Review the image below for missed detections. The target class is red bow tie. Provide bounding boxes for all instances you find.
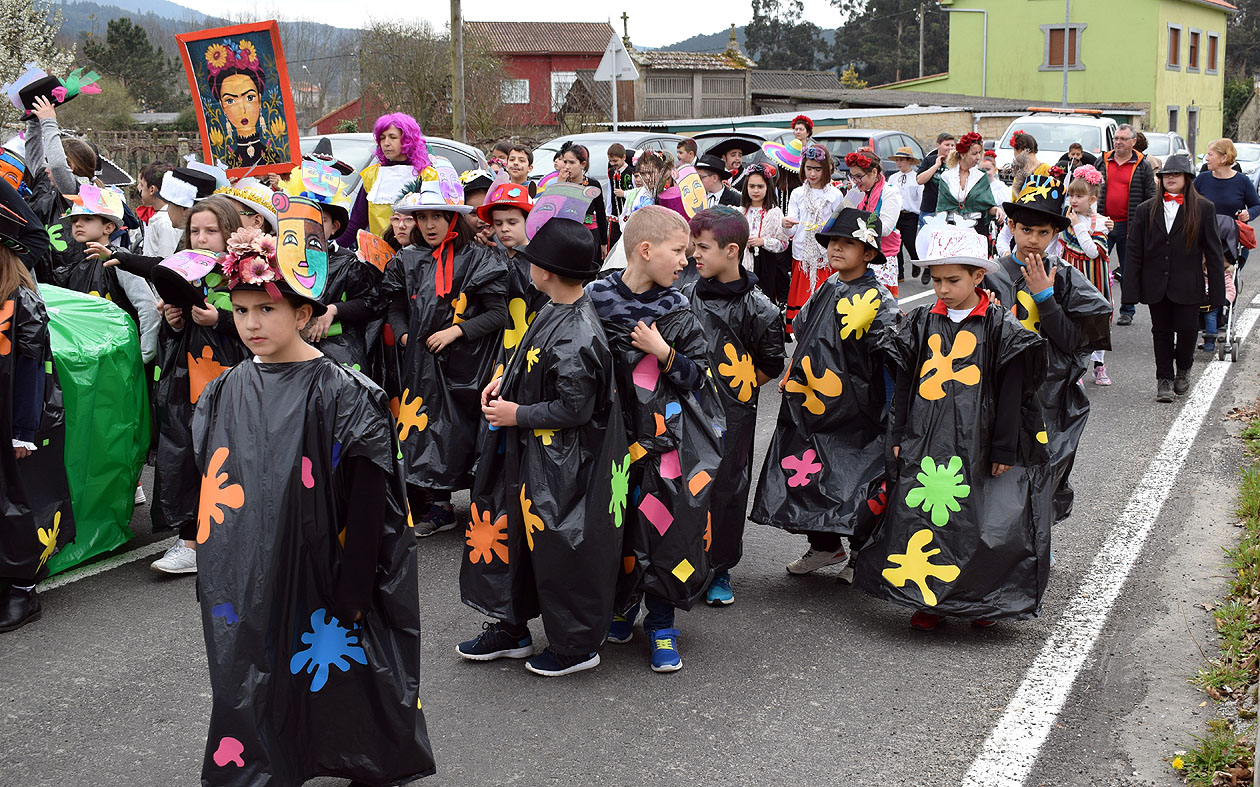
[1164,193,1184,204]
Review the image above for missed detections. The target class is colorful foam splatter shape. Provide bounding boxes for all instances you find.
[197,446,245,544]
[623,555,636,574]
[881,528,961,606]
[187,346,228,404]
[36,510,60,570]
[835,288,882,340]
[867,481,888,515]
[687,470,712,496]
[610,453,630,528]
[917,331,981,401]
[628,442,647,462]
[781,449,823,487]
[664,402,681,419]
[520,485,545,551]
[300,457,314,488]
[211,602,239,625]
[905,455,970,527]
[784,356,843,415]
[503,297,530,350]
[1015,289,1041,333]
[450,291,468,324]
[212,736,245,767]
[658,450,681,480]
[654,412,666,436]
[466,503,509,564]
[533,428,557,445]
[703,514,712,552]
[716,342,757,402]
[288,609,368,692]
[1036,430,1048,444]
[396,388,429,441]
[639,493,674,535]
[632,354,660,391]
[671,559,695,583]
[525,346,541,371]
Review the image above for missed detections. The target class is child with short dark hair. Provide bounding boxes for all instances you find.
[997,165,1111,525]
[753,208,897,579]
[856,253,1050,630]
[586,205,725,672]
[457,204,626,677]
[1060,165,1113,384]
[684,206,784,604]
[676,139,698,166]
[138,161,180,259]
[607,143,634,248]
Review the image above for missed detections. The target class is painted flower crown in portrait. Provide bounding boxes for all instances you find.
[204,40,262,78]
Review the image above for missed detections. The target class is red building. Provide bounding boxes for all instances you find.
[465,21,614,127]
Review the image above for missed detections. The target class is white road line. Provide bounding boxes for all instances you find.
[961,305,1260,787]
[898,289,935,305]
[42,539,170,591]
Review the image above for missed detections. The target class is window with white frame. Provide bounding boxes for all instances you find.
[550,71,578,112]
[501,79,529,104]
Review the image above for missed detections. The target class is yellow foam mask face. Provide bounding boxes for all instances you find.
[675,166,706,218]
[272,193,327,299]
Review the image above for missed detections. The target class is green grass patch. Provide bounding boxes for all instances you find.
[1177,719,1255,786]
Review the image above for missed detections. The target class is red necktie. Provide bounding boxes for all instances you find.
[1164,193,1184,204]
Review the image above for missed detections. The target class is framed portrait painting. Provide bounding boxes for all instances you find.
[176,21,301,178]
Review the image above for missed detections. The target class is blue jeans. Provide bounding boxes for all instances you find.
[1108,221,1135,316]
[641,595,675,633]
[1204,308,1219,345]
[918,211,936,229]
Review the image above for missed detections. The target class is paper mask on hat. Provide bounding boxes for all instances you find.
[356,230,395,273]
[434,159,464,205]
[271,192,327,299]
[525,181,599,240]
[0,151,24,191]
[301,160,341,198]
[160,249,220,281]
[675,165,706,218]
[69,184,125,220]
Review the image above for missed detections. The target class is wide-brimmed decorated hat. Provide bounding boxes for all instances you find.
[695,154,731,180]
[516,186,599,280]
[303,137,353,176]
[65,184,125,224]
[707,137,760,158]
[919,255,1000,273]
[1002,163,1070,232]
[762,139,804,173]
[890,146,921,164]
[3,63,101,117]
[221,223,328,317]
[476,181,533,223]
[1158,153,1195,177]
[816,207,882,251]
[393,161,473,214]
[211,178,279,230]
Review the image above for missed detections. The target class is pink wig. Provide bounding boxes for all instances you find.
[372,113,431,171]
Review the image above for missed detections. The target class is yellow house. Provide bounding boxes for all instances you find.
[882,0,1235,149]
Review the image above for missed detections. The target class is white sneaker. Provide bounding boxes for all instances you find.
[151,539,197,574]
[836,550,859,584]
[134,484,147,505]
[786,547,847,575]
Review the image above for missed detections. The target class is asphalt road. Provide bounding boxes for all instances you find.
[2,261,1256,787]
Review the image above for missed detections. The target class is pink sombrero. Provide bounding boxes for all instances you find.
[762,139,804,174]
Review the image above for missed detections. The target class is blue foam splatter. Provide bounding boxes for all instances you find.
[211,602,238,625]
[664,402,681,419]
[331,442,342,468]
[289,609,367,692]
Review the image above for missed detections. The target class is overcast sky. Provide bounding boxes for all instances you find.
[173,0,851,48]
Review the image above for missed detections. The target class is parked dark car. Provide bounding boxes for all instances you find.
[813,130,926,179]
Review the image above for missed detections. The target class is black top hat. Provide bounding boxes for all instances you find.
[515,218,599,280]
[151,264,211,311]
[176,167,219,199]
[1002,164,1070,232]
[17,75,67,114]
[304,138,354,176]
[708,138,760,158]
[462,171,495,195]
[815,207,883,252]
[1159,153,1195,176]
[695,154,732,179]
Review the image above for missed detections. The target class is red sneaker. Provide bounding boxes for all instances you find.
[971,619,997,629]
[909,610,941,631]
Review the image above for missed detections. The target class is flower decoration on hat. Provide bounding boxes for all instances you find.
[844,151,873,170]
[743,162,778,182]
[852,213,881,247]
[1048,165,1066,180]
[221,226,282,298]
[958,132,983,151]
[803,145,828,162]
[1073,164,1103,186]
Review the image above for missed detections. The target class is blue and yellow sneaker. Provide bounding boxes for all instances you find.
[608,606,637,644]
[705,571,734,606]
[648,627,682,672]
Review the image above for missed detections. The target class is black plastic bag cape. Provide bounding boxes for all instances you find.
[499,253,551,364]
[382,243,507,491]
[0,285,74,583]
[26,178,82,285]
[50,254,142,325]
[752,273,896,539]
[682,277,785,572]
[313,247,382,374]
[152,289,248,533]
[855,301,1052,620]
[461,297,627,652]
[990,254,1111,522]
[192,357,434,786]
[601,304,725,611]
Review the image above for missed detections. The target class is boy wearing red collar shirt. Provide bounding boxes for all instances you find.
[855,253,1053,632]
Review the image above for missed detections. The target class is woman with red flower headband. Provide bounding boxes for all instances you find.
[921,131,997,255]
[845,150,903,296]
[739,162,791,303]
[781,144,839,332]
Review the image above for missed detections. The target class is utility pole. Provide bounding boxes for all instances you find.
[451,0,466,143]
[919,2,925,79]
[358,49,366,130]
[1061,0,1071,106]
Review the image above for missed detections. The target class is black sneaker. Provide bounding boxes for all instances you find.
[920,268,931,285]
[456,621,534,661]
[1155,379,1175,403]
[524,648,600,677]
[1173,374,1189,396]
[1116,312,1133,326]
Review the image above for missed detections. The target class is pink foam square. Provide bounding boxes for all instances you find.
[632,354,660,391]
[659,450,681,479]
[639,493,674,536]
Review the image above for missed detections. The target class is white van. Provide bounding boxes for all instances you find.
[993,109,1119,170]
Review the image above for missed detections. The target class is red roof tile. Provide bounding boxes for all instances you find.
[464,22,616,54]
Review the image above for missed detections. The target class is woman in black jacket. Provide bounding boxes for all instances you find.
[1122,154,1225,402]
